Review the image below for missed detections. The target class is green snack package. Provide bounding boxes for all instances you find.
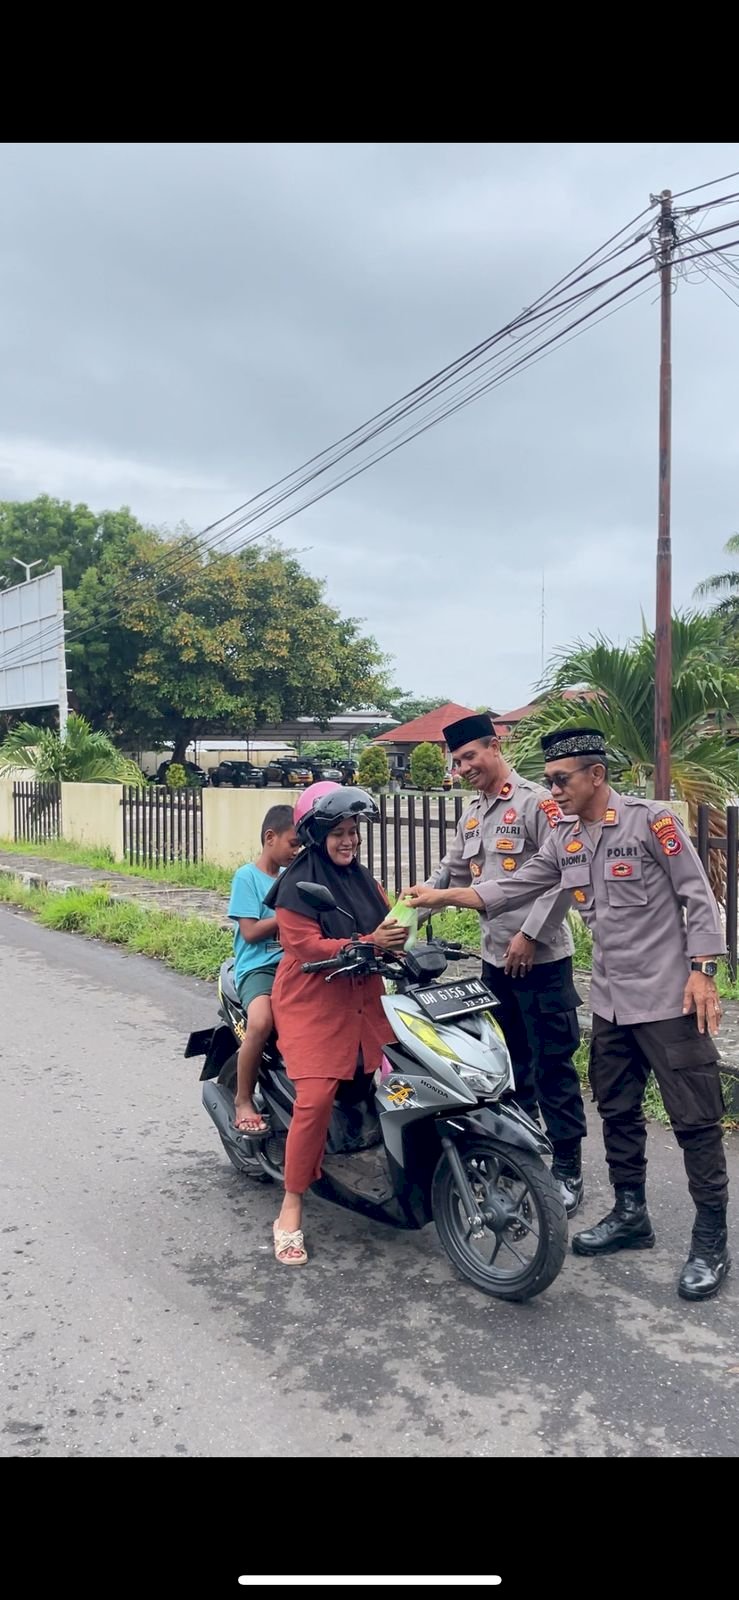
[385,897,419,950]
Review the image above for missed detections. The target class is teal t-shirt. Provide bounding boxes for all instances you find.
[228,863,282,989]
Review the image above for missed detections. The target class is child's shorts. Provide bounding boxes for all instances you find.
[236,967,277,1012]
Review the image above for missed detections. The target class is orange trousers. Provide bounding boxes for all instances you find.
[283,1072,373,1193]
[284,1077,342,1193]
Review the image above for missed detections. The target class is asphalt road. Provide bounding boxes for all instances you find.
[1,904,738,1458]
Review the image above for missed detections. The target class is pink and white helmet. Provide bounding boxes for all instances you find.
[293,780,342,828]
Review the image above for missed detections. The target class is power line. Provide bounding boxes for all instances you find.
[672,170,739,199]
[0,208,665,676]
[1,246,663,676]
[4,181,739,681]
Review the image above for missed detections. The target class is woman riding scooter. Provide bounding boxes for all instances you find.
[265,784,407,1266]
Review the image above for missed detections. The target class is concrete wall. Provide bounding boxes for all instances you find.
[202,787,296,870]
[60,782,125,859]
[0,779,13,840]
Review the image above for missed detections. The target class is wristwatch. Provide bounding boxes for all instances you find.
[691,960,719,977]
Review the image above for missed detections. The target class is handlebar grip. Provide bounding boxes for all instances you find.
[301,958,340,973]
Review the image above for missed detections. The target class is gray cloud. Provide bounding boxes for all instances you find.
[1,141,738,710]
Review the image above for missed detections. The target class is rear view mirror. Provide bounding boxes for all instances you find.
[297,882,338,911]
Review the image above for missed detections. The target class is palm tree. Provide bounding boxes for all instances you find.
[507,613,739,901]
[695,533,739,620]
[0,712,144,784]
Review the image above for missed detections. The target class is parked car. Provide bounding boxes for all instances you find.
[154,760,208,787]
[208,760,264,789]
[307,757,357,786]
[261,757,313,788]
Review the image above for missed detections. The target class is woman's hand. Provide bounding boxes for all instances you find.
[372,919,410,951]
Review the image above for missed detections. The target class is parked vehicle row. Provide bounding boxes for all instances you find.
[150,757,359,789]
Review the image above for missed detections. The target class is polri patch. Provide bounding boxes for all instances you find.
[539,798,562,828]
[503,807,517,825]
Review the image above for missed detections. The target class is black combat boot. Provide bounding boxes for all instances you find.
[572,1184,655,1256]
[552,1151,584,1219]
[678,1204,731,1301]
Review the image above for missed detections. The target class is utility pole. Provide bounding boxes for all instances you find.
[653,189,676,799]
[540,572,546,677]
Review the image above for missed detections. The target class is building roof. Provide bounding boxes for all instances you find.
[374,701,506,746]
[497,689,594,726]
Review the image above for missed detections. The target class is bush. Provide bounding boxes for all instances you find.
[357,745,389,793]
[166,763,188,790]
[410,741,446,791]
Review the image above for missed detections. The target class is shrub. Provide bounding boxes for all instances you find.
[410,741,446,791]
[357,745,389,793]
[166,763,188,790]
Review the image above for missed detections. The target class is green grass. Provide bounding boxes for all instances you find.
[0,836,232,893]
[0,874,231,980]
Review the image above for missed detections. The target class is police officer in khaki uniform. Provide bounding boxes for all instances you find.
[406,727,730,1301]
[424,712,588,1215]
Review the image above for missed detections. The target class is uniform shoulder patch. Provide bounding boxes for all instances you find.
[651,813,683,856]
[538,798,563,828]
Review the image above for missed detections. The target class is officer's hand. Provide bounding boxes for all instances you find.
[504,932,536,978]
[402,885,447,909]
[682,972,722,1035]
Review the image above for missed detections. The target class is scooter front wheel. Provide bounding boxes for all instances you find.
[432,1141,567,1301]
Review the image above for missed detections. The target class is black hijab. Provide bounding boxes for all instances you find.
[265,840,387,937]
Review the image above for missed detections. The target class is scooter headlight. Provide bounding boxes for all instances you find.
[457,1063,507,1097]
[396,1011,461,1061]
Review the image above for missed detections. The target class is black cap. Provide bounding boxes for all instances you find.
[443,712,496,752]
[540,726,607,762]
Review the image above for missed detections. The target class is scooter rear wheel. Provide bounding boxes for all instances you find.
[216,1057,273,1181]
[432,1140,567,1301]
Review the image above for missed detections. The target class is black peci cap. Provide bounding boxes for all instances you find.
[540,726,607,762]
[443,712,496,752]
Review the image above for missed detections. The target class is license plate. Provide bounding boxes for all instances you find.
[414,977,495,1022]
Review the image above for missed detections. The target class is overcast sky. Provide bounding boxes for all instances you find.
[1,141,738,713]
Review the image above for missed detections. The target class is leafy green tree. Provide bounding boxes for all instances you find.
[0,713,144,784]
[68,530,395,762]
[410,740,446,790]
[508,613,739,900]
[357,744,390,793]
[695,532,739,622]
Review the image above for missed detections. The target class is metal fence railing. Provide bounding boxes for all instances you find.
[121,784,203,868]
[12,781,62,845]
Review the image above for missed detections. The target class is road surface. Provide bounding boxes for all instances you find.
[1,904,738,1458]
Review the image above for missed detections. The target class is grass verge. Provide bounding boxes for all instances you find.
[0,875,231,980]
[0,836,232,893]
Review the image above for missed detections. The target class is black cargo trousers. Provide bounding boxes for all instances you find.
[589,1013,728,1206]
[481,956,587,1159]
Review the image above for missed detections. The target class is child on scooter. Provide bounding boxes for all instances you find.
[228,804,301,1135]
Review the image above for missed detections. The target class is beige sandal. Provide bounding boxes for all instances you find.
[273,1221,308,1266]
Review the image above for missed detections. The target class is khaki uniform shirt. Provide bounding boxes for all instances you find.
[475,793,725,1024]
[428,768,574,969]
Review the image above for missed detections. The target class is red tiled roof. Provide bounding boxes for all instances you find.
[374,702,506,745]
[498,689,594,724]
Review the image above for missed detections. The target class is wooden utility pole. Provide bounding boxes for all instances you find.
[654,189,675,799]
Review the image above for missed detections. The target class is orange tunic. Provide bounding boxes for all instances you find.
[271,905,394,1080]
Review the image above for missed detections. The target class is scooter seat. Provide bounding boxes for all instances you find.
[219,960,242,1010]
